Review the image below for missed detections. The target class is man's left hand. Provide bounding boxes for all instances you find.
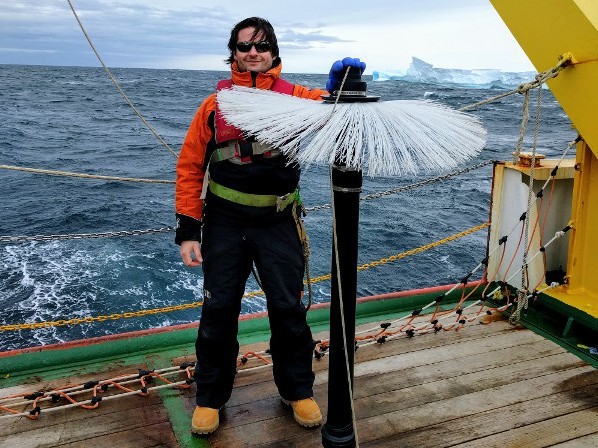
[326,57,366,93]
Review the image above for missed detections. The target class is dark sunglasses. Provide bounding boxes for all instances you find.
[236,41,271,53]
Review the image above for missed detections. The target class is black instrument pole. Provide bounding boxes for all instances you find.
[321,68,379,448]
[321,165,362,448]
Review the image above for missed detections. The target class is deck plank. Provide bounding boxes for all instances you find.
[548,432,598,447]
[0,402,173,448]
[206,328,572,427]
[360,374,598,447]
[211,369,598,447]
[2,318,595,448]
[212,339,573,433]
[206,320,596,447]
[448,407,598,448]
[58,421,179,448]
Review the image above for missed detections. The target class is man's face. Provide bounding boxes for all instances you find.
[233,27,274,73]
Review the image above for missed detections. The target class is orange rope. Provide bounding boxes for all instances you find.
[38,390,100,410]
[502,223,525,283]
[0,368,194,420]
[238,351,271,366]
[526,197,543,253]
[481,244,506,299]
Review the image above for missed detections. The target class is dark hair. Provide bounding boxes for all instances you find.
[226,17,280,65]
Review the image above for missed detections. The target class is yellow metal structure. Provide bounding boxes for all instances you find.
[491,0,598,154]
[549,141,598,317]
[491,0,598,317]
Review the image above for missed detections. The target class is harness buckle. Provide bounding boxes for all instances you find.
[276,192,292,212]
[276,190,297,213]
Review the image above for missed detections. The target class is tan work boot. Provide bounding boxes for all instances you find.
[191,406,219,434]
[282,397,322,427]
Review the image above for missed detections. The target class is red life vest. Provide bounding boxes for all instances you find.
[214,78,295,145]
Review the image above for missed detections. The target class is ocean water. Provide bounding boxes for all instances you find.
[0,64,576,350]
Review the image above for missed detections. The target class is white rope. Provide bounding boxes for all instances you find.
[0,366,187,408]
[0,380,188,420]
[510,86,543,325]
[0,164,174,184]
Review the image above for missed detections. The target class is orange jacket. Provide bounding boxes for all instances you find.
[175,62,326,239]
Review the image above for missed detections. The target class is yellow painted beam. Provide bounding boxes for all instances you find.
[490,0,598,155]
[548,141,598,318]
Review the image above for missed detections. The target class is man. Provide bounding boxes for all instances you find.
[175,16,364,435]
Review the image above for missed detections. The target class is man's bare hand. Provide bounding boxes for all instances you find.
[180,240,202,267]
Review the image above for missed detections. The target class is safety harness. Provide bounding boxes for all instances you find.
[208,180,299,211]
[210,140,281,165]
[202,77,312,309]
[201,77,296,210]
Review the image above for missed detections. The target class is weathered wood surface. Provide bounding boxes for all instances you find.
[0,365,179,448]
[206,319,598,448]
[1,318,596,448]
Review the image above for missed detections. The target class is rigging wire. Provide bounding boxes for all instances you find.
[66,0,177,157]
[511,85,543,325]
[0,165,174,184]
[0,161,494,244]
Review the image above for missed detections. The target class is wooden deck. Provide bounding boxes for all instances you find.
[1,316,597,447]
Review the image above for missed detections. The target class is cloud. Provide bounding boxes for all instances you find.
[277,29,351,50]
[0,0,534,72]
[0,1,230,66]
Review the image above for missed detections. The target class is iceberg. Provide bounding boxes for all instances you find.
[372,57,536,89]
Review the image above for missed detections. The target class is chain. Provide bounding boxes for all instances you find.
[304,160,494,213]
[357,222,490,271]
[361,160,494,202]
[0,227,174,244]
[1,162,492,243]
[0,223,489,332]
[459,54,572,112]
[272,222,490,289]
[0,301,203,332]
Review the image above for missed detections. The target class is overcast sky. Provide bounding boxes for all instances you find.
[1,0,535,74]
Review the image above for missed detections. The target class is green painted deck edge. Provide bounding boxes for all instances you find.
[159,387,210,448]
[535,292,598,331]
[0,289,458,388]
[490,286,598,367]
[517,318,598,367]
[0,288,474,447]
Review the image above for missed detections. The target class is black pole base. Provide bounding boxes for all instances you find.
[321,422,356,448]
